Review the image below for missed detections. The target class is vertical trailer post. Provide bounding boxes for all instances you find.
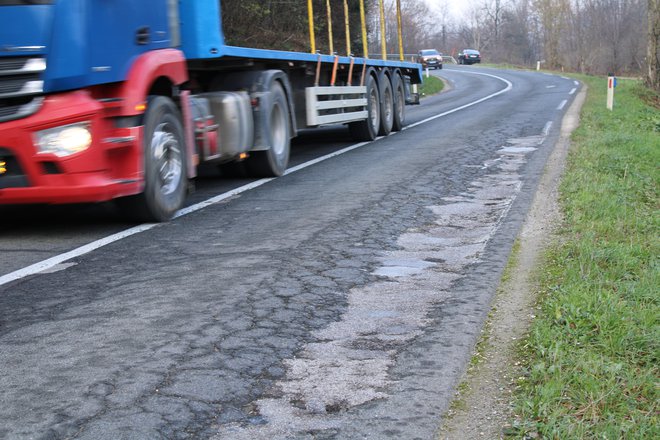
[331,55,339,86]
[347,56,355,85]
[307,0,316,53]
[379,0,387,60]
[326,0,334,54]
[396,0,404,61]
[344,0,351,56]
[315,54,322,86]
[359,0,369,58]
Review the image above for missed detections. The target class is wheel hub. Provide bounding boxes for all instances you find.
[152,123,183,196]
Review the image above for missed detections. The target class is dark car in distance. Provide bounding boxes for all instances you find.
[458,49,481,65]
[416,49,443,69]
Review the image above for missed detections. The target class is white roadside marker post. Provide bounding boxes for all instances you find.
[607,74,616,111]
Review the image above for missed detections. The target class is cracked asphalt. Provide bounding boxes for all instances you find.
[0,67,579,439]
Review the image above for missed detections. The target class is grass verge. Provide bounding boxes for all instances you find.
[509,76,659,438]
[419,74,444,97]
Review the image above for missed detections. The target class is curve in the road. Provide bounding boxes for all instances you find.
[404,70,513,130]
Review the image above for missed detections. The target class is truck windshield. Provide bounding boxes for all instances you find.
[0,1,52,5]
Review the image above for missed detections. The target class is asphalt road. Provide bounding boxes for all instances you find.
[0,66,580,439]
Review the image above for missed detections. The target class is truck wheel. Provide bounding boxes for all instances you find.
[392,74,406,132]
[117,96,187,222]
[245,82,290,177]
[378,73,394,136]
[349,73,380,141]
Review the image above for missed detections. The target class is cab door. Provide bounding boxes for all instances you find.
[87,0,172,84]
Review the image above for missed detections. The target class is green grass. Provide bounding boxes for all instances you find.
[418,74,444,97]
[509,76,659,438]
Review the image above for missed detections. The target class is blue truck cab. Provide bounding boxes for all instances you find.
[1,0,175,96]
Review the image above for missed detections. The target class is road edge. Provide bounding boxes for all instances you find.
[436,84,588,439]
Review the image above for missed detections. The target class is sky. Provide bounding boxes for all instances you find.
[424,0,472,20]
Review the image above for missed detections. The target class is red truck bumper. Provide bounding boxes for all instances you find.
[0,91,143,205]
[0,175,138,204]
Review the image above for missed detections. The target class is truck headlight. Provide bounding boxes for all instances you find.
[35,122,92,157]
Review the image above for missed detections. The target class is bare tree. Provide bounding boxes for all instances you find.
[648,0,660,90]
[421,0,452,52]
[485,0,507,46]
[533,0,571,69]
[500,0,538,65]
[457,2,490,51]
[368,0,437,56]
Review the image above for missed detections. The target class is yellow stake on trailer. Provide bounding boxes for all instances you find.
[359,0,368,59]
[307,0,316,53]
[326,0,334,54]
[379,0,386,60]
[396,0,404,61]
[344,0,351,56]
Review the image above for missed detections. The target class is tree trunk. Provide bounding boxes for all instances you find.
[648,0,660,91]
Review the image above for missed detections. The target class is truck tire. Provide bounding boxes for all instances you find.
[245,82,290,177]
[117,96,187,222]
[349,73,380,141]
[378,72,394,136]
[392,73,406,132]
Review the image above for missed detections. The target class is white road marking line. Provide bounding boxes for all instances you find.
[574,80,579,86]
[557,100,568,110]
[0,224,157,286]
[174,178,275,218]
[543,121,553,136]
[284,141,371,175]
[546,85,556,88]
[1,71,514,287]
[569,88,577,95]
[404,70,513,131]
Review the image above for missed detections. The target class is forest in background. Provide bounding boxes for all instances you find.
[219,0,659,90]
